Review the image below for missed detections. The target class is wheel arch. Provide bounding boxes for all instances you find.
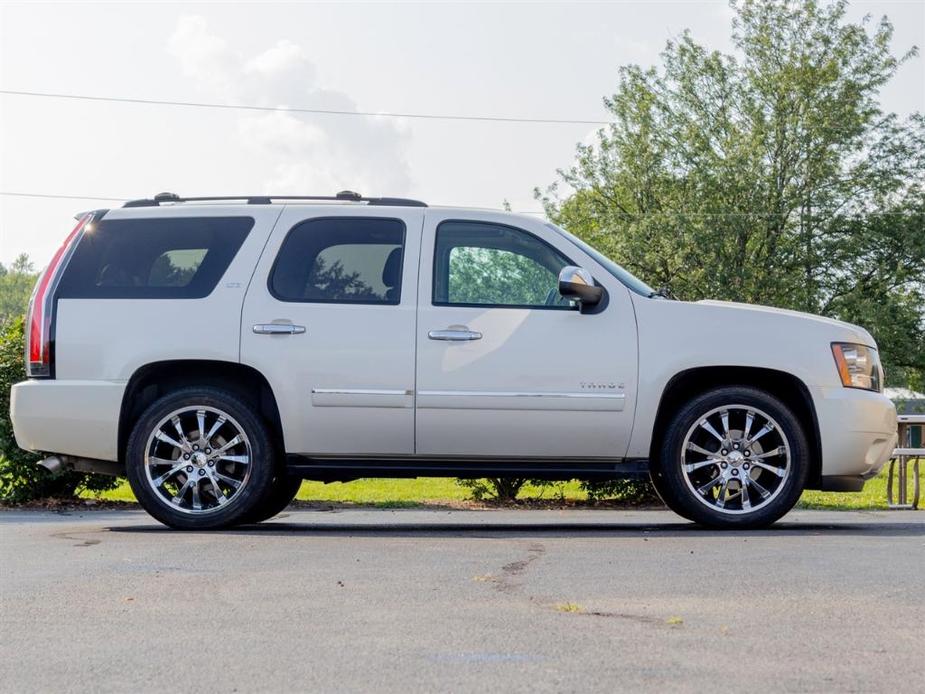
[118,360,284,463]
[648,366,823,489]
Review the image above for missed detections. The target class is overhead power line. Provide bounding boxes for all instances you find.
[0,89,610,126]
[0,191,127,202]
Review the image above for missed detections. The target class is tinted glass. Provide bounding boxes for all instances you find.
[58,217,253,299]
[434,221,573,308]
[270,217,405,304]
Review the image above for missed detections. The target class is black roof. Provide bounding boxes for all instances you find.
[123,190,427,208]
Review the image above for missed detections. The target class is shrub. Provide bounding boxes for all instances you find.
[580,478,661,504]
[455,476,662,505]
[0,317,119,503]
[456,477,527,502]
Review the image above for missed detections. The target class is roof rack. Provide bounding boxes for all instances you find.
[123,190,427,208]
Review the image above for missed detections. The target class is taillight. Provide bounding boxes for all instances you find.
[25,213,93,378]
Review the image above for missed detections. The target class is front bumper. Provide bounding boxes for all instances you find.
[10,379,125,462]
[812,385,897,480]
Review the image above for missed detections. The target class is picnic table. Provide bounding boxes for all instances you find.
[887,414,924,509]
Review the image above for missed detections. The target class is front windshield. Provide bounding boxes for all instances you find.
[545,223,656,297]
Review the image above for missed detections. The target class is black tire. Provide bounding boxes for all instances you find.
[240,475,303,524]
[653,386,809,529]
[125,386,277,530]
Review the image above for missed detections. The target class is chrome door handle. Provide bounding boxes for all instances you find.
[428,328,482,341]
[253,323,306,335]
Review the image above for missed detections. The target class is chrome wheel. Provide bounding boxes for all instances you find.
[681,404,791,515]
[143,406,252,515]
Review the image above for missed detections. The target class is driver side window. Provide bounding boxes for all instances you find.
[433,221,573,309]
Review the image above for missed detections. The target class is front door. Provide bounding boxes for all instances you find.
[241,207,424,456]
[414,211,638,459]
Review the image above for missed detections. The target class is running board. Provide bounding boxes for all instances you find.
[285,456,649,483]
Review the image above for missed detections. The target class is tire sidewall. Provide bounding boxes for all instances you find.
[126,387,276,530]
[241,475,302,524]
[656,386,809,529]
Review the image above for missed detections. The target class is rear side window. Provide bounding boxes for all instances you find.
[270,217,405,304]
[58,216,253,299]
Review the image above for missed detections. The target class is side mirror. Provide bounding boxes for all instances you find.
[558,266,603,307]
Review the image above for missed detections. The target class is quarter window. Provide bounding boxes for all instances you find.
[270,218,405,304]
[433,221,573,308]
[57,217,253,299]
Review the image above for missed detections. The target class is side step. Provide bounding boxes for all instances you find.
[285,456,649,483]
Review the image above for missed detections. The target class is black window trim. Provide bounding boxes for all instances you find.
[432,219,581,311]
[267,215,408,306]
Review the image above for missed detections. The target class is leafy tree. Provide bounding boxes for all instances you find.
[448,247,560,305]
[538,0,925,388]
[0,254,38,324]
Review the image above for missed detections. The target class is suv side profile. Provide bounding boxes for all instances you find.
[10,191,898,529]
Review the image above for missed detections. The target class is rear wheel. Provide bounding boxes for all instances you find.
[654,386,809,529]
[241,475,302,524]
[125,387,276,530]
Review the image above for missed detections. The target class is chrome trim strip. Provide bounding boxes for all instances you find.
[416,390,625,412]
[417,390,624,399]
[311,389,412,396]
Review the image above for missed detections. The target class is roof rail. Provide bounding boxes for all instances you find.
[122,190,427,208]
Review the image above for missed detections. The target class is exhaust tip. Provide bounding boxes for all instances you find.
[38,456,64,474]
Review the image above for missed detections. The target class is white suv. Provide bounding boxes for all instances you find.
[10,191,898,529]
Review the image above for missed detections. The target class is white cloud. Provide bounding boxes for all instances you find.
[167,16,235,94]
[244,40,309,78]
[166,16,411,196]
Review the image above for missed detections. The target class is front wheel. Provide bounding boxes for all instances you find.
[125,387,277,530]
[653,386,809,529]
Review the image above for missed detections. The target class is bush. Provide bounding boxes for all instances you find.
[0,317,119,503]
[456,477,527,502]
[455,475,661,505]
[580,478,661,504]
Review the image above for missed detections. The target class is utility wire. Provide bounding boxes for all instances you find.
[0,192,127,202]
[0,89,610,126]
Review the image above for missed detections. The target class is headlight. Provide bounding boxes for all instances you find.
[831,343,882,392]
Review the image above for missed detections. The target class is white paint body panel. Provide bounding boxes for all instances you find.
[9,203,897,483]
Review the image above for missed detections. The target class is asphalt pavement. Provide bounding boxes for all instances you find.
[1,507,923,693]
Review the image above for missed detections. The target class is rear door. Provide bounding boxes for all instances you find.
[241,206,424,455]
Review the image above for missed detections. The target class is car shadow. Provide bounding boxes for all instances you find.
[108,517,925,539]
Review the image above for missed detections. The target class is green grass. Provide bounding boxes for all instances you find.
[82,467,923,510]
[798,465,923,510]
[86,478,587,506]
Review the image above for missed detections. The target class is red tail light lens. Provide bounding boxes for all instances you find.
[25,213,93,378]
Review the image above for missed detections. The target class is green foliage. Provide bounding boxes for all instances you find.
[580,479,661,504]
[0,318,118,503]
[456,477,528,502]
[538,0,925,387]
[0,254,38,324]
[448,247,559,305]
[454,477,660,505]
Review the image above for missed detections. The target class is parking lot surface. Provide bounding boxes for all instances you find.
[1,508,923,693]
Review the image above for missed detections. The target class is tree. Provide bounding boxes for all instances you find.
[538,0,925,389]
[0,254,38,325]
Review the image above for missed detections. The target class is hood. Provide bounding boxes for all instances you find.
[695,300,876,347]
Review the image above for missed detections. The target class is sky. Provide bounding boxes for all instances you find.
[1,0,923,268]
